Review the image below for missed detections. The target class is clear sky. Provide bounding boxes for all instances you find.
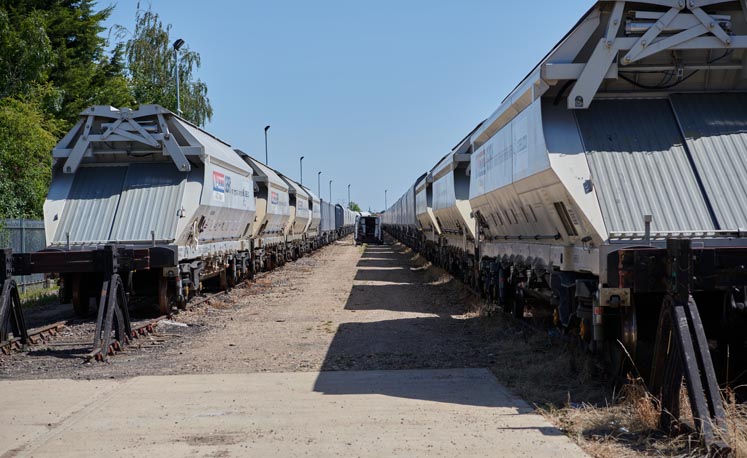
[103,1,593,212]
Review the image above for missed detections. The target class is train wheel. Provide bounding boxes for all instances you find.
[71,274,89,316]
[720,289,747,391]
[158,276,172,315]
[601,305,638,383]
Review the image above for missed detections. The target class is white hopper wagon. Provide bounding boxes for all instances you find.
[239,153,291,271]
[385,1,747,449]
[320,200,336,243]
[1,105,345,360]
[279,174,313,258]
[44,105,255,314]
[304,188,323,247]
[414,173,441,260]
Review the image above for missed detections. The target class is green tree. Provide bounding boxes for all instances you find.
[0,9,53,99]
[125,7,212,126]
[348,201,362,212]
[0,0,134,124]
[0,0,131,218]
[0,98,59,218]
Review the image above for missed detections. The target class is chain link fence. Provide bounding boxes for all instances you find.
[0,219,47,292]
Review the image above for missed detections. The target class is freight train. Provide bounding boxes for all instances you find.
[35,104,357,316]
[384,0,747,449]
[0,104,357,360]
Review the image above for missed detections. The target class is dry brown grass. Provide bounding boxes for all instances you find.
[484,307,747,458]
[541,377,714,457]
[722,388,747,457]
[414,255,747,457]
[487,315,609,407]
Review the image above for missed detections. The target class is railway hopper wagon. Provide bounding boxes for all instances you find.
[44,105,256,315]
[304,189,323,249]
[334,204,344,236]
[279,174,313,259]
[334,204,357,238]
[414,173,442,259]
[319,200,337,244]
[385,0,747,449]
[238,153,291,273]
[384,183,419,249]
[0,104,348,359]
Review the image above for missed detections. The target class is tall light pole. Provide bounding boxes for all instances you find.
[264,125,271,165]
[347,184,351,209]
[299,156,304,186]
[317,171,321,197]
[173,38,185,115]
[329,180,333,202]
[385,189,388,209]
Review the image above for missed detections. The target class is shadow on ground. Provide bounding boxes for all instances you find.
[313,239,513,407]
[313,368,536,411]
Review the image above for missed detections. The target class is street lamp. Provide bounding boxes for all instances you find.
[347,184,351,209]
[299,156,304,186]
[264,125,271,165]
[317,171,321,197]
[329,180,333,202]
[173,38,185,115]
[385,189,388,209]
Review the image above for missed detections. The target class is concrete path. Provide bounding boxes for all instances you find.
[1,368,587,457]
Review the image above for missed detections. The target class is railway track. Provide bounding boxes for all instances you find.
[0,321,66,355]
[0,289,231,360]
[0,240,315,364]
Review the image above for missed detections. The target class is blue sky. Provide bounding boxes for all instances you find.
[103,1,592,211]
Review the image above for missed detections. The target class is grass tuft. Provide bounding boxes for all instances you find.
[20,285,58,308]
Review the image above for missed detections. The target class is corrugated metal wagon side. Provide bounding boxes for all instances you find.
[44,105,256,316]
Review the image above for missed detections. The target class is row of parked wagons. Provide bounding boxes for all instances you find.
[44,105,357,314]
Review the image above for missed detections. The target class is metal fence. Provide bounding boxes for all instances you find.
[0,219,47,291]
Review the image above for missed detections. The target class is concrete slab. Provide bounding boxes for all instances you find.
[0,378,124,457]
[2,369,587,458]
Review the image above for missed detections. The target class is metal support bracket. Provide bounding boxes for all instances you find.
[89,245,132,361]
[569,0,746,109]
[650,239,730,455]
[62,115,94,173]
[0,249,28,347]
[61,107,192,174]
[623,6,682,63]
[157,113,191,172]
[691,6,732,44]
[568,1,626,109]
